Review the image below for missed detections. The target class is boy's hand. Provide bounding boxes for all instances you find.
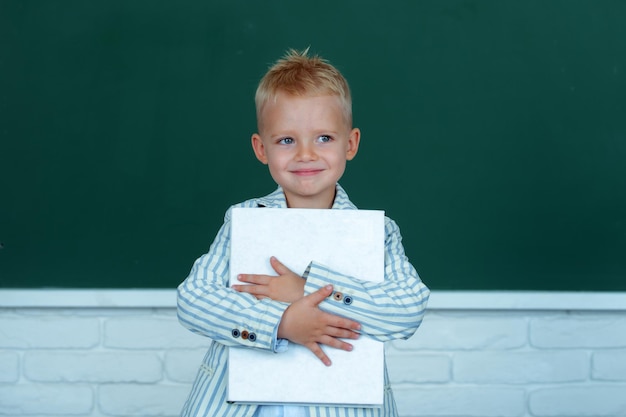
[278,284,361,366]
[233,256,305,303]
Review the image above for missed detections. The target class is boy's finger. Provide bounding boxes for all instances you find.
[233,284,268,298]
[326,326,361,340]
[324,313,361,332]
[319,335,354,352]
[237,274,270,284]
[269,256,290,276]
[305,285,334,306]
[306,342,331,367]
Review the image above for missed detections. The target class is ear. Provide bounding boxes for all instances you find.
[345,128,361,161]
[251,133,268,164]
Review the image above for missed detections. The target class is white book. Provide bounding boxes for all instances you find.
[228,207,385,407]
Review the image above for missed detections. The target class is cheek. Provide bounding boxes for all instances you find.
[265,151,289,169]
[265,160,284,181]
[329,150,349,164]
[327,153,347,176]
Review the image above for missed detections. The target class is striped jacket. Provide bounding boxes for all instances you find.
[177,184,430,417]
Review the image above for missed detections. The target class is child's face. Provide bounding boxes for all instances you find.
[252,92,360,209]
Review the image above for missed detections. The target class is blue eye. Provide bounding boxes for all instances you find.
[278,137,294,145]
[317,135,332,143]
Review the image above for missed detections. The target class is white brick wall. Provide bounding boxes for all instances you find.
[1,291,625,417]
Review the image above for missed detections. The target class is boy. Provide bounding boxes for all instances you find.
[177,48,429,417]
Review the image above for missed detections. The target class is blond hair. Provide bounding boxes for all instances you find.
[255,48,353,128]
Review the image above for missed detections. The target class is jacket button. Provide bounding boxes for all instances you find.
[333,291,343,301]
[343,295,353,305]
[248,332,257,342]
[232,329,240,338]
[241,330,249,340]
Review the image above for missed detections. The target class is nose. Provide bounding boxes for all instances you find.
[295,142,317,162]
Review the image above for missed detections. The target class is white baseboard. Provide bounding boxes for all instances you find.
[1,289,625,310]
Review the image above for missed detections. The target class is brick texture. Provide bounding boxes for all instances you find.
[0,384,93,415]
[1,301,625,417]
[592,350,626,381]
[0,351,19,383]
[24,351,163,382]
[529,385,626,416]
[453,351,589,383]
[530,313,626,348]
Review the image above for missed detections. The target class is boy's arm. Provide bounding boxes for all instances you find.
[234,256,306,303]
[302,217,430,342]
[277,284,361,366]
[233,255,362,365]
[176,216,287,351]
[177,207,361,358]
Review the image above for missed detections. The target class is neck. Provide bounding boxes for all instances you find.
[285,193,335,209]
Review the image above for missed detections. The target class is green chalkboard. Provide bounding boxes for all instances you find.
[1,0,625,290]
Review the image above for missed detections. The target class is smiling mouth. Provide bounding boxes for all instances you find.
[291,169,324,176]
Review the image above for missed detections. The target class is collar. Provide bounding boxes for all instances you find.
[255,184,357,210]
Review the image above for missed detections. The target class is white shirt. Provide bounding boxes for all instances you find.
[254,405,307,417]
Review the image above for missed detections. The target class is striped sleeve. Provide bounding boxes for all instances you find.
[303,217,430,342]
[176,206,289,351]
